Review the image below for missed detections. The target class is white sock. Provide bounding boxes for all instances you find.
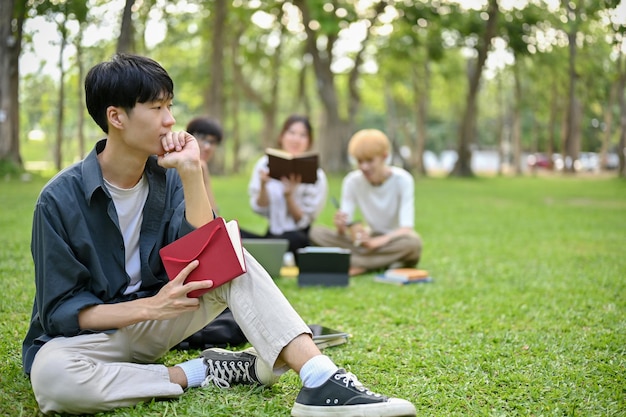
[299,355,339,388]
[176,358,206,388]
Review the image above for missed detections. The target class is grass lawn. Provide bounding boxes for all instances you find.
[1,173,625,416]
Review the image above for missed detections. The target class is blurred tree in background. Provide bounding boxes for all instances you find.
[2,0,626,177]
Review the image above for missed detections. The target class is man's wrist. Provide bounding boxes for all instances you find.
[177,160,203,179]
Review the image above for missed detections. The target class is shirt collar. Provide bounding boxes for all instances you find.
[82,139,108,204]
[81,138,166,204]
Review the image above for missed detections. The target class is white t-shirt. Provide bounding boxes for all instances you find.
[104,175,149,294]
[341,166,415,234]
[248,155,328,235]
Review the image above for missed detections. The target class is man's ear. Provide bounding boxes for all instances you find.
[106,106,125,130]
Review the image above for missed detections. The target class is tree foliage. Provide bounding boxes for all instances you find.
[9,0,626,177]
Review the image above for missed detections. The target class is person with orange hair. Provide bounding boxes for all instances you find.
[310,129,422,276]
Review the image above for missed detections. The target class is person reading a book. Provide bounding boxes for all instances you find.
[243,114,328,258]
[186,116,223,214]
[310,128,423,276]
[22,53,416,417]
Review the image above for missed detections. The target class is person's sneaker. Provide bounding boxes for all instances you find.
[201,347,279,388]
[291,369,416,417]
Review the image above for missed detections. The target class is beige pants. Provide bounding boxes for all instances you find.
[309,225,422,271]
[30,251,310,415]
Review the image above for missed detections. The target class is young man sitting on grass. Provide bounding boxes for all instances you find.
[310,129,423,276]
[21,53,416,417]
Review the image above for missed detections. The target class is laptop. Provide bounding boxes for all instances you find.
[242,238,289,278]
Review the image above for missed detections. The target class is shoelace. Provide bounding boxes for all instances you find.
[336,371,383,398]
[201,359,254,388]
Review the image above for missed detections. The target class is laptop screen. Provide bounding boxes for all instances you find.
[242,238,289,278]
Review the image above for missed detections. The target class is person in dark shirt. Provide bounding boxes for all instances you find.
[22,53,416,417]
[186,116,223,214]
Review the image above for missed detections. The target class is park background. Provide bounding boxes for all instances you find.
[0,1,625,416]
[1,0,626,177]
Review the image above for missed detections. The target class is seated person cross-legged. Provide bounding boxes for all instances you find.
[242,115,327,261]
[22,54,417,417]
[310,129,423,276]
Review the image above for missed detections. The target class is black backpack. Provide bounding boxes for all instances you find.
[173,308,248,350]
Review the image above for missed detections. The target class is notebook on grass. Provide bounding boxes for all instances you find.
[309,324,351,349]
[296,247,350,287]
[374,268,433,285]
[242,238,289,278]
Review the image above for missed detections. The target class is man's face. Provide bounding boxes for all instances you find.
[356,154,387,184]
[116,96,176,155]
[197,134,219,162]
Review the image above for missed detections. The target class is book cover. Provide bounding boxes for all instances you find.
[159,217,246,298]
[266,148,318,184]
[384,268,430,280]
[374,274,433,286]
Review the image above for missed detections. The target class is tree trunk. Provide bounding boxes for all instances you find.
[314,54,347,172]
[547,78,558,169]
[617,54,626,177]
[76,29,86,159]
[0,0,25,168]
[232,42,278,150]
[54,21,67,171]
[451,0,499,177]
[117,0,135,53]
[412,60,429,176]
[206,0,226,122]
[560,107,567,164]
[512,63,522,175]
[294,0,384,173]
[496,74,506,176]
[231,5,285,150]
[230,39,242,175]
[601,53,620,171]
[563,3,580,174]
[204,1,228,175]
[296,0,344,172]
[296,61,311,116]
[384,83,405,170]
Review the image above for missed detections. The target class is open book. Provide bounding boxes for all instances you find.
[266,148,318,184]
[159,217,246,298]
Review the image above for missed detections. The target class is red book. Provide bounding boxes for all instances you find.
[159,217,246,298]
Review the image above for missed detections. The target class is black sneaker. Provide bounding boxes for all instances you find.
[291,369,416,417]
[201,347,279,388]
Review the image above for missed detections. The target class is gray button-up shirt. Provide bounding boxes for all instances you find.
[22,139,195,375]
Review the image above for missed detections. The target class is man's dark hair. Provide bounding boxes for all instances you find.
[85,53,174,133]
[186,117,224,144]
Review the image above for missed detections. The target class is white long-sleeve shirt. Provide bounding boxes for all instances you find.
[248,155,328,235]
